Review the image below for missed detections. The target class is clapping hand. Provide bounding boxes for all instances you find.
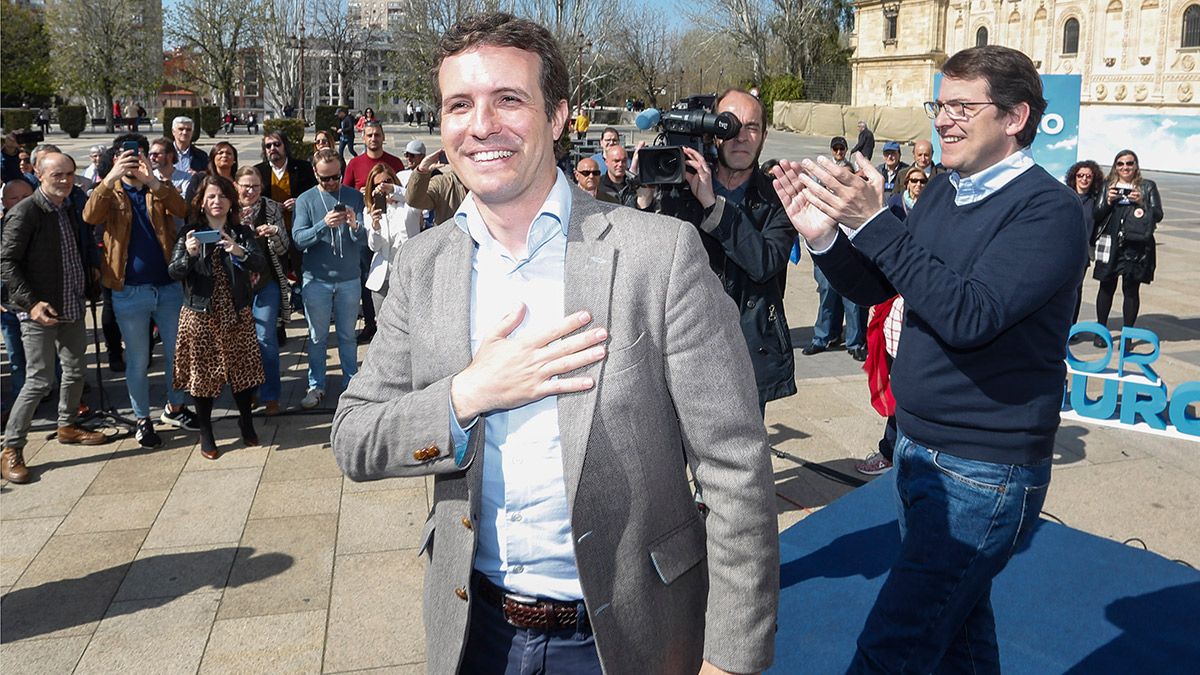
[770,160,839,249]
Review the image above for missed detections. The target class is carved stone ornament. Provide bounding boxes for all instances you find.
[1115,84,1127,100]
[1105,57,1116,67]
[1062,60,1074,73]
[1180,83,1194,103]
[1183,55,1196,72]
[1140,56,1151,66]
[1135,84,1148,101]
[1095,83,1108,99]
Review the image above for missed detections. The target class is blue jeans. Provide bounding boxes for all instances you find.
[338,137,357,160]
[252,280,282,402]
[302,274,359,391]
[813,265,866,348]
[461,574,601,675]
[849,432,1052,674]
[2,309,25,408]
[111,282,186,419]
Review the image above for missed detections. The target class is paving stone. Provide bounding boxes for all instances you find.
[325,665,426,674]
[217,513,336,620]
[183,444,271,472]
[342,474,428,494]
[142,467,261,550]
[0,529,146,642]
[113,543,240,602]
[0,635,91,675]
[337,488,428,555]
[260,445,343,483]
[0,515,62,587]
[249,477,342,520]
[0,447,109,520]
[85,446,190,496]
[58,490,169,535]
[199,609,326,674]
[74,591,221,675]
[324,550,426,673]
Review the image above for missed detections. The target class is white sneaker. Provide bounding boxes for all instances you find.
[301,388,324,409]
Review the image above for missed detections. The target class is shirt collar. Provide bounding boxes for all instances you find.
[454,169,572,258]
[948,147,1035,206]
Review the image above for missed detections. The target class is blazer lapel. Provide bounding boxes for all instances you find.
[558,197,614,508]
[432,226,475,379]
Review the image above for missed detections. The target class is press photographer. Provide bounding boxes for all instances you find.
[638,89,797,415]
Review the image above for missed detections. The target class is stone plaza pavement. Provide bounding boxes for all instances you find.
[1,125,1198,673]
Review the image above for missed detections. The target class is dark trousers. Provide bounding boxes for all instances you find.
[359,245,375,331]
[461,575,601,675]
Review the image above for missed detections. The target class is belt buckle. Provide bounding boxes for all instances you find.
[504,592,538,605]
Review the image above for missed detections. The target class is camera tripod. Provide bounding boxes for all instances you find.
[76,297,137,439]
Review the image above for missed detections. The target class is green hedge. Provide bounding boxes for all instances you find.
[2,109,35,134]
[757,74,804,124]
[314,106,340,139]
[57,105,86,138]
[263,118,313,160]
[198,106,220,138]
[161,106,199,137]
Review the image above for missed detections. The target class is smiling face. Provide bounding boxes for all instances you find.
[933,76,1025,177]
[716,90,765,172]
[236,174,262,207]
[1073,167,1095,194]
[1114,153,1138,183]
[883,149,900,169]
[438,44,568,214]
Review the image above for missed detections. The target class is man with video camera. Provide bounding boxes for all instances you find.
[640,89,797,415]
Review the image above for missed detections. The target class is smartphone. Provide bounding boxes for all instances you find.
[14,130,44,145]
[121,139,141,155]
[332,203,347,213]
[436,150,448,164]
[1117,187,1133,196]
[192,229,222,245]
[372,193,387,212]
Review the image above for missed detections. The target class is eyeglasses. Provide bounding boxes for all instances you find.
[263,141,283,149]
[576,170,601,177]
[237,183,262,190]
[908,177,928,184]
[923,100,996,120]
[148,151,165,157]
[317,173,341,183]
[1115,160,1136,167]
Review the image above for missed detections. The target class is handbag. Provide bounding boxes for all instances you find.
[1118,197,1155,243]
[1094,234,1113,264]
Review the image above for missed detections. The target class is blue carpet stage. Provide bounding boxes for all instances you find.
[771,473,1200,674]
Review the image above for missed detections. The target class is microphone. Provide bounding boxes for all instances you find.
[635,108,661,130]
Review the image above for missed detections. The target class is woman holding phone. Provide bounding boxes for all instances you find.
[362,163,421,308]
[234,166,290,416]
[1092,150,1163,347]
[168,174,267,459]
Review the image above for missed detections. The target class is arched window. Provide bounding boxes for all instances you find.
[976,26,989,46]
[1063,18,1080,53]
[1185,4,1200,48]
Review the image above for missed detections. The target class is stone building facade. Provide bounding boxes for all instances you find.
[850,0,1200,111]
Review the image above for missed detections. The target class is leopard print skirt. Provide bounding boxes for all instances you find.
[174,251,265,398]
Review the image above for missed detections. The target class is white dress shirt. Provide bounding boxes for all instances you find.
[365,173,423,292]
[449,170,582,600]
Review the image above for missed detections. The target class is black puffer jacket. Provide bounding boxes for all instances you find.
[167,222,266,313]
[697,169,798,406]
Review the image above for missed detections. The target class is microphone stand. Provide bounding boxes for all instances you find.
[77,296,137,438]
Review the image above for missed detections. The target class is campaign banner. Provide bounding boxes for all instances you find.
[932,74,1082,183]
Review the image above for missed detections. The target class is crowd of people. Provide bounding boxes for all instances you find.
[0,12,1172,673]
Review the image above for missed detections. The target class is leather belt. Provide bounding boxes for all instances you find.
[473,572,586,632]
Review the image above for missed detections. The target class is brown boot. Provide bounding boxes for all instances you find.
[56,425,109,446]
[2,446,30,483]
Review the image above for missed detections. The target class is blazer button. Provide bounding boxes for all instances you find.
[454,586,468,601]
[412,448,428,461]
[427,446,441,458]
[461,517,473,530]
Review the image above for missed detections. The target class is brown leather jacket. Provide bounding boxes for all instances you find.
[82,178,188,290]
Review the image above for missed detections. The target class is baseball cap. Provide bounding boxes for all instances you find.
[883,141,901,153]
[404,140,426,155]
[830,136,848,150]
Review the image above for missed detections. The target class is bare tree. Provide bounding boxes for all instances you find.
[615,10,677,108]
[385,0,513,103]
[309,0,386,107]
[514,0,626,109]
[165,0,262,111]
[769,0,848,78]
[45,0,161,132]
[683,0,771,84]
[259,0,304,115]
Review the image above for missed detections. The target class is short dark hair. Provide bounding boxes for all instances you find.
[431,12,569,122]
[941,45,1046,148]
[601,126,620,140]
[111,133,150,155]
[150,137,177,164]
[715,88,767,131]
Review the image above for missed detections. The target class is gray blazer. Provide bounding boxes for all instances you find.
[332,189,779,674]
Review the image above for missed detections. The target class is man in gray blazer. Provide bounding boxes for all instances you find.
[332,13,778,675]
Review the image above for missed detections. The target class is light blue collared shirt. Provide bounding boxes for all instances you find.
[449,170,582,600]
[810,147,1037,255]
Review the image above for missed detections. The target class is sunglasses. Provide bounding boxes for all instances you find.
[317,173,341,183]
[264,141,283,149]
[576,170,601,177]
[908,177,928,184]
[1115,160,1136,167]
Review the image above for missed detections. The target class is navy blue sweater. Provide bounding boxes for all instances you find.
[816,165,1087,465]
